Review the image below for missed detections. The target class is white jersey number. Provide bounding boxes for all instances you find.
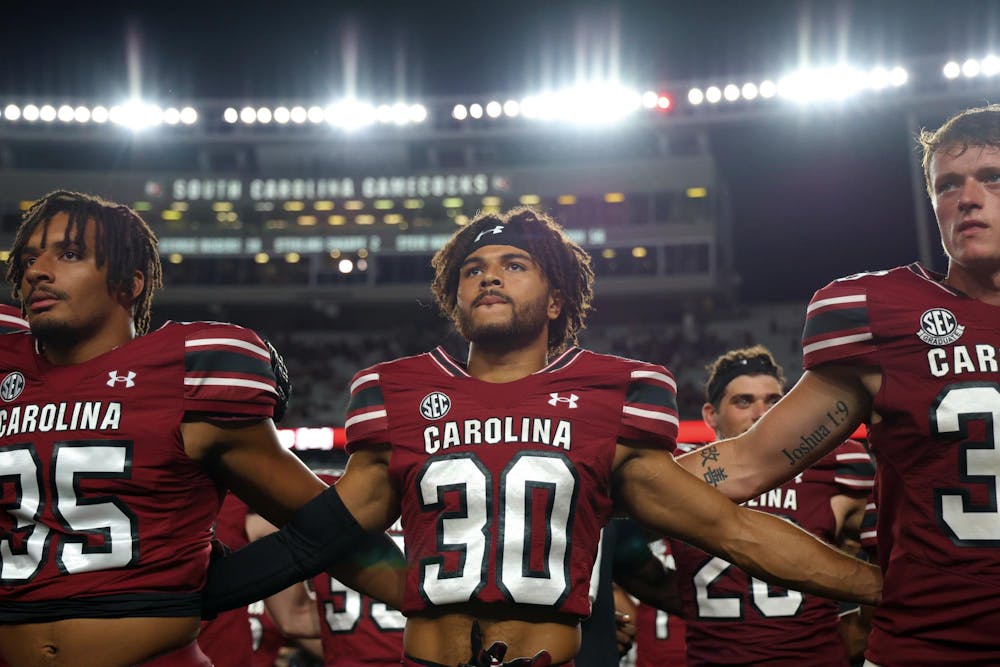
[693,556,804,619]
[416,451,577,607]
[0,441,137,583]
[933,383,1000,545]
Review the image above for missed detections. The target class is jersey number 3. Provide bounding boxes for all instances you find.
[933,383,1000,546]
[1,441,138,584]
[416,451,577,607]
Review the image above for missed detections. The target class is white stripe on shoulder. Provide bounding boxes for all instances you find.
[836,452,873,462]
[630,369,677,391]
[185,337,269,358]
[860,530,877,540]
[622,405,679,426]
[346,409,388,429]
[806,294,867,314]
[350,372,380,394]
[803,332,874,356]
[834,476,875,489]
[184,377,276,394]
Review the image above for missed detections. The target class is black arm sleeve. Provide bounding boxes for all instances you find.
[201,485,366,616]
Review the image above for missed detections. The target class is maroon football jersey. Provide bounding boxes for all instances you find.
[803,263,1000,665]
[310,473,405,666]
[0,305,27,334]
[346,346,678,617]
[248,599,286,667]
[0,321,277,621]
[199,493,254,667]
[671,440,873,666]
[634,540,686,667]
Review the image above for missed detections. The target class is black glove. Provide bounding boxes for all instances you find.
[262,337,291,423]
[458,621,552,667]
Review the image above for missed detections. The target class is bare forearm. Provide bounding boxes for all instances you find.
[327,530,406,609]
[723,509,881,606]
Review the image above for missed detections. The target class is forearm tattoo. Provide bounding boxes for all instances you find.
[781,400,851,466]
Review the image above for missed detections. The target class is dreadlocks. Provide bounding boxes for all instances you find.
[5,190,163,335]
[430,207,594,355]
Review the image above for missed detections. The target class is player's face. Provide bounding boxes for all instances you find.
[929,144,1000,272]
[702,374,783,440]
[454,244,561,348]
[19,212,123,345]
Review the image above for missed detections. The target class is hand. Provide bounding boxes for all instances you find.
[262,337,292,423]
[458,621,552,667]
[615,611,636,657]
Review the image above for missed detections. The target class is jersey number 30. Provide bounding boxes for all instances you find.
[1,441,138,584]
[416,451,577,607]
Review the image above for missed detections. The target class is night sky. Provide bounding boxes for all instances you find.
[2,0,998,301]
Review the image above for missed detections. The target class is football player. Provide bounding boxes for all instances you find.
[0,191,401,667]
[670,346,873,666]
[204,207,881,666]
[677,105,1000,666]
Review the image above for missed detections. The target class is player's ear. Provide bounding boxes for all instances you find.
[547,288,563,320]
[118,270,145,306]
[702,402,719,431]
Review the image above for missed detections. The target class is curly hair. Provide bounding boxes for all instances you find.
[430,207,594,355]
[704,344,785,407]
[919,104,1000,197]
[5,190,163,335]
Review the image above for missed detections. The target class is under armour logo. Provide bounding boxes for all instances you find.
[473,225,506,243]
[107,370,136,388]
[548,392,579,408]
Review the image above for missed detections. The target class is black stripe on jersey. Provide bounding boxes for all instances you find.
[185,350,275,381]
[861,510,877,531]
[542,347,583,373]
[802,307,870,340]
[625,382,678,411]
[0,326,24,334]
[0,592,201,622]
[836,459,875,478]
[430,347,467,377]
[347,384,385,412]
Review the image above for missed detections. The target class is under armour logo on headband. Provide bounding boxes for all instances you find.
[473,225,506,244]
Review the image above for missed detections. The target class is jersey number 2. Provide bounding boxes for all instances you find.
[0,441,138,584]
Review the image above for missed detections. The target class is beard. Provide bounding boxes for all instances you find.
[455,292,550,352]
[29,317,79,348]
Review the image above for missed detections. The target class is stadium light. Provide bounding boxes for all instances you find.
[180,107,197,124]
[723,84,740,102]
[91,106,109,123]
[741,82,759,100]
[57,105,74,122]
[486,101,502,118]
[469,103,484,119]
[962,58,981,77]
[759,80,777,98]
[705,86,722,103]
[22,105,39,121]
[290,106,307,123]
[163,108,180,125]
[307,106,324,123]
[240,107,256,124]
[256,107,273,124]
[40,105,57,122]
[74,106,91,123]
[943,61,961,79]
[274,106,290,124]
[223,107,238,123]
[3,104,20,120]
[688,88,704,105]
